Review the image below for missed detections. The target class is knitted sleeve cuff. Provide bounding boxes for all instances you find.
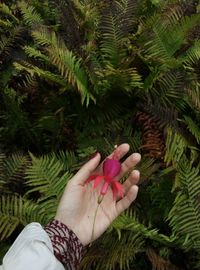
[45,219,84,270]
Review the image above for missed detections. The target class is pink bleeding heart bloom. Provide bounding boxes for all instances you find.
[85,158,124,200]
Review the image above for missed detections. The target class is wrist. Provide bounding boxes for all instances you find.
[45,219,84,268]
[54,215,89,246]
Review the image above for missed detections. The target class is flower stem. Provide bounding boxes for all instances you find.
[90,195,103,246]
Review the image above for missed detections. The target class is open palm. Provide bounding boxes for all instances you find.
[55,144,141,246]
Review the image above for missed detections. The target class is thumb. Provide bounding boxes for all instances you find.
[72,153,101,185]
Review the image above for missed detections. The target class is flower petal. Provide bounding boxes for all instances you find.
[84,174,99,184]
[103,158,121,178]
[93,175,104,188]
[101,182,110,195]
[113,181,124,198]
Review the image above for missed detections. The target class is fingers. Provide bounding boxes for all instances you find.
[107,143,130,160]
[117,153,141,180]
[97,143,130,173]
[115,185,139,215]
[122,170,140,194]
[72,153,101,185]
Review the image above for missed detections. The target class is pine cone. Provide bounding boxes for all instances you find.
[136,111,165,160]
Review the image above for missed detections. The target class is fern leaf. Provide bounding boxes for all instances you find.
[0,153,6,177]
[181,40,200,65]
[164,128,188,166]
[111,213,176,245]
[50,150,77,171]
[0,26,24,55]
[49,46,93,104]
[158,70,186,101]
[143,19,173,62]
[0,195,46,240]
[14,61,67,86]
[0,3,18,23]
[170,14,200,54]
[19,2,44,26]
[168,160,200,252]
[100,10,124,67]
[0,18,13,28]
[80,230,143,270]
[118,0,138,33]
[0,152,29,195]
[25,153,72,201]
[23,46,49,62]
[136,157,160,183]
[4,153,29,181]
[143,13,200,64]
[187,82,200,111]
[32,29,94,105]
[184,116,200,144]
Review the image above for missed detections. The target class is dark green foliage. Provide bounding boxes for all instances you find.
[1,0,200,269]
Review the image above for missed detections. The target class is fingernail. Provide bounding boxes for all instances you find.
[132,170,140,176]
[89,152,99,159]
[132,153,141,161]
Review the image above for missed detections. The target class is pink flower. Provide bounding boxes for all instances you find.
[84,158,124,200]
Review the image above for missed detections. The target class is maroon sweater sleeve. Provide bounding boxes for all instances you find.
[45,219,84,270]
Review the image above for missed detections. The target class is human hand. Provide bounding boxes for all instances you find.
[55,144,141,246]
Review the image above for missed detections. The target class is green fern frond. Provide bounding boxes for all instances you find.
[0,195,45,240]
[156,70,186,105]
[3,153,29,184]
[23,46,49,62]
[129,68,143,88]
[0,35,10,54]
[181,40,200,65]
[25,153,72,200]
[81,211,176,270]
[31,27,56,46]
[49,150,78,171]
[164,128,188,166]
[0,26,24,55]
[0,153,6,189]
[136,157,160,182]
[143,102,178,129]
[32,29,94,105]
[187,82,200,111]
[0,18,13,28]
[80,230,143,270]
[14,61,67,86]
[100,11,124,67]
[128,133,142,153]
[117,0,138,33]
[122,129,142,153]
[143,18,175,62]
[184,116,200,144]
[143,13,200,65]
[170,14,200,53]
[162,4,183,26]
[72,0,100,32]
[96,65,143,92]
[0,153,6,174]
[0,3,19,23]
[168,160,200,252]
[111,213,176,246]
[19,2,44,27]
[0,152,29,194]
[49,46,93,104]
